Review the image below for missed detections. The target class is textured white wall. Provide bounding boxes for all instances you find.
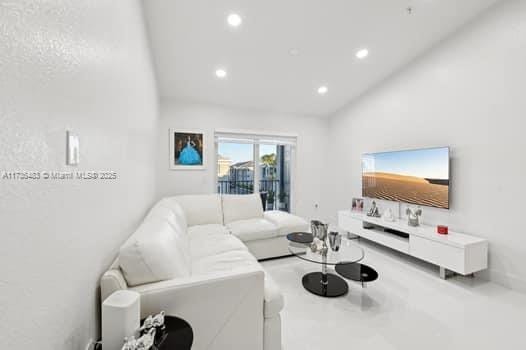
[0,1,158,349]
[326,0,526,291]
[157,99,329,221]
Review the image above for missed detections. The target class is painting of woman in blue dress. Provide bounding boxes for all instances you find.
[171,130,204,168]
[178,136,202,165]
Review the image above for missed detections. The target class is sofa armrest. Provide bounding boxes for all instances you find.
[131,266,265,350]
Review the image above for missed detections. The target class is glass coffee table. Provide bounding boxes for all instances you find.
[287,232,364,297]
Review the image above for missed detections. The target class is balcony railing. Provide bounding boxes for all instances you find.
[217,179,287,211]
[217,179,254,194]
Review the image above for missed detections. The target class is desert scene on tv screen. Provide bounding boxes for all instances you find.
[362,148,449,209]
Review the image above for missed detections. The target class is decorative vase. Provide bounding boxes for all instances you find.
[406,207,422,227]
[310,220,328,241]
[328,232,341,251]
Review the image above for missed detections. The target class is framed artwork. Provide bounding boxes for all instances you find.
[351,197,364,212]
[169,129,205,170]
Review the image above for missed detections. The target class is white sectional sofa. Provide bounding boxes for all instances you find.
[101,193,309,350]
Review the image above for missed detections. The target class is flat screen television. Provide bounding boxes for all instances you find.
[362,147,450,209]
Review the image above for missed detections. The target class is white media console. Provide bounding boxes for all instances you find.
[338,210,488,279]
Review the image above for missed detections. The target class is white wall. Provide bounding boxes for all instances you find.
[157,99,328,220]
[0,1,158,349]
[326,0,526,291]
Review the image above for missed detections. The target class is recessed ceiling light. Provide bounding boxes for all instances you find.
[215,69,227,79]
[356,48,369,59]
[289,48,300,56]
[317,86,328,95]
[227,13,242,27]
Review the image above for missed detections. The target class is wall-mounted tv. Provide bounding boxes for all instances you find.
[362,147,450,209]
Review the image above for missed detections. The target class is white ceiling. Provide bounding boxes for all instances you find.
[143,0,500,117]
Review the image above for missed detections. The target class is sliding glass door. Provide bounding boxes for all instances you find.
[217,142,255,194]
[216,133,295,212]
[259,144,292,211]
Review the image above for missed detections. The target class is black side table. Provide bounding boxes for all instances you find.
[144,316,193,350]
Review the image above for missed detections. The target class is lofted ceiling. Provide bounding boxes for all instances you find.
[143,0,500,117]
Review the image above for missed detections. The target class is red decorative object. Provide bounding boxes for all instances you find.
[437,225,449,235]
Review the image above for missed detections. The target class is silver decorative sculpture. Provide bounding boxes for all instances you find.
[137,328,156,350]
[121,328,156,350]
[152,311,165,328]
[140,311,165,332]
[406,207,422,227]
[122,336,138,350]
[123,311,166,350]
[140,315,154,332]
[310,220,328,240]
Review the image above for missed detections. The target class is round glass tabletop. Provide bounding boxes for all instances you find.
[288,238,364,266]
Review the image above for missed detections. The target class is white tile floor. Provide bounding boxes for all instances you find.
[261,239,526,350]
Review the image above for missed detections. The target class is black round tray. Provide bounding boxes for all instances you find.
[335,263,379,283]
[286,232,314,244]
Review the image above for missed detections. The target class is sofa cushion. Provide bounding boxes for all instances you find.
[222,194,264,224]
[152,198,188,232]
[226,218,278,242]
[146,200,190,266]
[188,224,229,239]
[263,210,309,236]
[264,274,285,318]
[119,218,190,287]
[190,233,248,260]
[191,250,260,276]
[174,194,223,226]
[147,200,188,238]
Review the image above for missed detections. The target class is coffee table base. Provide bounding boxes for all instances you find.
[302,272,348,297]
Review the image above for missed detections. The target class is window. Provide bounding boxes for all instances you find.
[215,131,296,212]
[217,142,254,194]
